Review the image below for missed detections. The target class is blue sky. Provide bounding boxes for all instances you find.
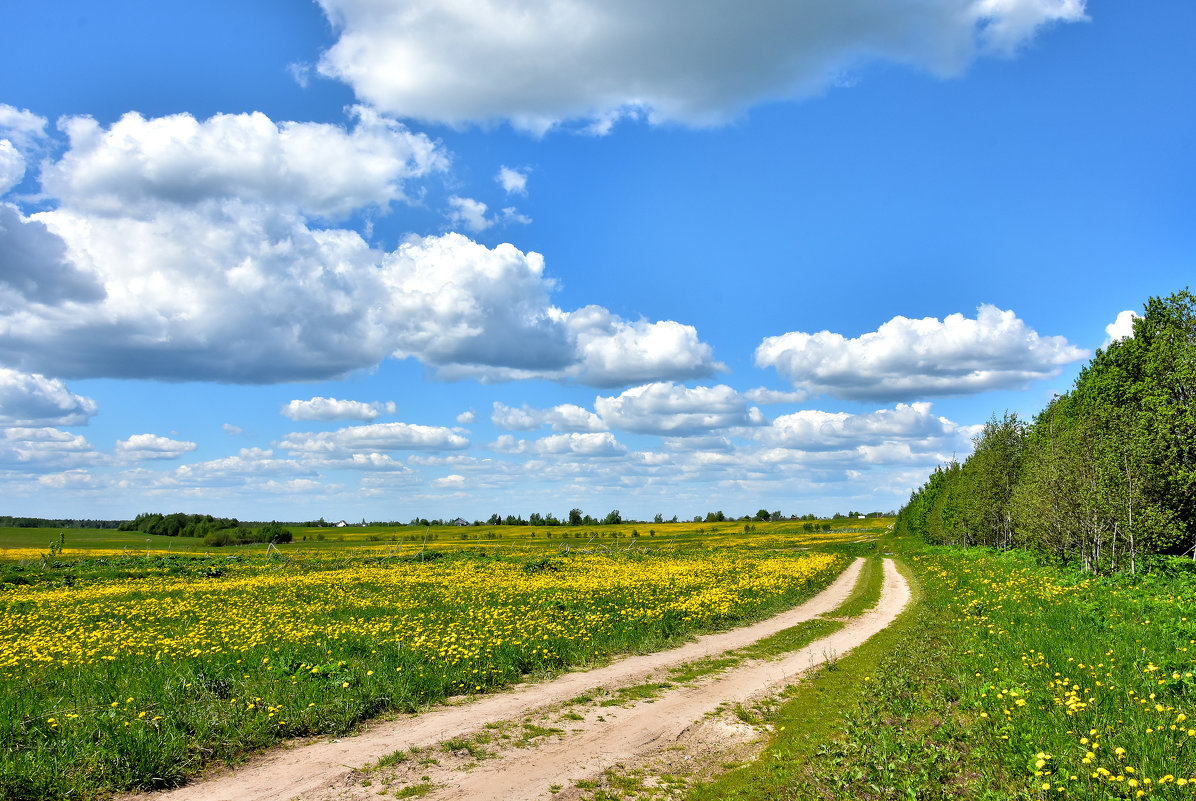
[0,0,1192,522]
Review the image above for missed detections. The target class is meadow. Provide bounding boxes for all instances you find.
[691,535,1196,801]
[0,520,878,799]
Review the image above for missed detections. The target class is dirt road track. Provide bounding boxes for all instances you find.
[149,557,910,801]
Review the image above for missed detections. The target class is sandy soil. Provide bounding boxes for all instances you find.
[145,556,910,801]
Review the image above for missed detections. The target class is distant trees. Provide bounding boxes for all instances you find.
[120,513,292,547]
[898,289,1196,572]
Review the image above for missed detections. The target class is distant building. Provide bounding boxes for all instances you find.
[335,520,349,527]
[451,517,469,526]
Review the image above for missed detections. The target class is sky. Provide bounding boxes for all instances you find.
[0,0,1192,523]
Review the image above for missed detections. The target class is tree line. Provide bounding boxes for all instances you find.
[896,290,1196,573]
[120,513,292,546]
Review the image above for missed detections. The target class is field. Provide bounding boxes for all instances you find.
[692,537,1196,801]
[0,520,878,799]
[6,519,1190,800]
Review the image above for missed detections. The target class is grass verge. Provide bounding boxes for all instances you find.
[688,539,1196,801]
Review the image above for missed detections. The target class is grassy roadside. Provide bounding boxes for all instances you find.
[688,536,1196,801]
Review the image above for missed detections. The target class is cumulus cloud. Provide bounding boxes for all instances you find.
[456,409,476,424]
[0,140,25,195]
[43,107,446,218]
[115,433,198,460]
[563,307,724,387]
[432,473,466,488]
[447,195,493,232]
[491,402,606,432]
[496,166,528,195]
[278,421,469,455]
[173,447,312,484]
[0,427,99,471]
[755,402,968,453]
[314,0,1086,131]
[755,305,1087,401]
[381,235,719,386]
[743,387,809,405]
[491,432,627,457]
[0,110,716,388]
[0,368,97,426]
[1104,310,1138,345]
[282,396,397,421]
[594,382,765,435]
[0,203,107,304]
[0,104,48,150]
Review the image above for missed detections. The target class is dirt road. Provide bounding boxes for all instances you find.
[150,557,910,801]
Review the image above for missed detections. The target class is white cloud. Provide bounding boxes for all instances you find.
[115,433,198,460]
[221,423,244,436]
[0,203,106,304]
[491,432,627,458]
[0,104,48,150]
[1,110,716,388]
[0,140,24,195]
[0,426,99,471]
[1104,309,1138,345]
[0,368,97,426]
[755,304,1087,401]
[314,0,1086,131]
[282,396,397,421]
[382,235,720,386]
[563,307,724,387]
[496,166,528,195]
[278,421,469,454]
[447,195,530,231]
[755,402,967,453]
[173,447,312,484]
[594,382,765,435]
[500,207,532,226]
[447,195,493,232]
[455,409,477,424]
[743,387,809,405]
[491,402,606,432]
[432,473,466,488]
[43,107,446,219]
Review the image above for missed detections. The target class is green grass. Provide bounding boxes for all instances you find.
[829,554,884,618]
[0,528,862,800]
[687,538,1196,801]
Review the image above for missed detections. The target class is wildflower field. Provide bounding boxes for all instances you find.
[0,521,871,799]
[693,536,1196,801]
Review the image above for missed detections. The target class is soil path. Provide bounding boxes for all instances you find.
[151,557,910,801]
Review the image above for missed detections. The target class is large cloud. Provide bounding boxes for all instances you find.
[1,108,717,387]
[42,107,446,218]
[0,204,106,304]
[755,305,1087,401]
[314,0,1086,131]
[0,368,97,426]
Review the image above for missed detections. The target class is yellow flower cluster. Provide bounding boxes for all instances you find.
[0,550,843,674]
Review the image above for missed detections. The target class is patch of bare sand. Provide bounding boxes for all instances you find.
[143,557,888,801]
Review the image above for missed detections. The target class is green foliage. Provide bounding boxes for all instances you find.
[899,289,1196,572]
